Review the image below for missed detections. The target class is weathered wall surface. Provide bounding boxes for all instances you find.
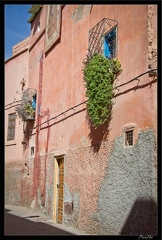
[5,161,22,205]
[5,160,33,207]
[38,4,155,151]
[62,129,157,235]
[64,140,114,230]
[12,37,30,56]
[5,39,31,205]
[27,4,157,234]
[147,5,157,72]
[5,48,30,162]
[94,129,157,235]
[5,4,157,235]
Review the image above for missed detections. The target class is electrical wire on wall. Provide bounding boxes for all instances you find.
[30,68,157,131]
[5,68,157,131]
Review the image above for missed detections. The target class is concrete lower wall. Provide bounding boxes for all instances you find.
[5,129,157,235]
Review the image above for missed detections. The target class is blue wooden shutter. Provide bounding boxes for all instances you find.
[32,94,36,110]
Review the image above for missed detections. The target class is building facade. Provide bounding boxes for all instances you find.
[5,4,157,235]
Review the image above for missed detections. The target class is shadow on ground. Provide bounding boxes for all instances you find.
[4,209,75,236]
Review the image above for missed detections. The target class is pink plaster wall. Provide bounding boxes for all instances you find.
[26,6,157,225]
[5,47,30,162]
[5,4,157,233]
[31,5,156,153]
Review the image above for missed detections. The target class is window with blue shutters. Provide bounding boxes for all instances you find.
[103,27,117,59]
[32,94,36,110]
[88,18,118,58]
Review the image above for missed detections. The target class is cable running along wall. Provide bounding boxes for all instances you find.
[31,69,157,130]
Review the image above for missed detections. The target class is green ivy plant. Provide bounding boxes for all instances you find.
[83,53,122,128]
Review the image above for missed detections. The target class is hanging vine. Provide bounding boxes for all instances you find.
[83,53,122,128]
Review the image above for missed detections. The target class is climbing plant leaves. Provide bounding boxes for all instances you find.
[83,53,122,128]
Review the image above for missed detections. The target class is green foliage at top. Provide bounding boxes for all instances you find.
[23,103,35,115]
[83,53,122,128]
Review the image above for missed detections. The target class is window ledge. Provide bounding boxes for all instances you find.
[5,143,16,146]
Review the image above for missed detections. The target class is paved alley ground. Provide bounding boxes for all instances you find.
[4,204,90,236]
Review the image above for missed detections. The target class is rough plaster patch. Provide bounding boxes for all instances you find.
[12,36,30,56]
[64,141,114,233]
[71,5,92,23]
[29,52,43,69]
[43,156,54,216]
[37,187,45,211]
[147,5,157,75]
[64,183,73,203]
[30,199,36,209]
[80,135,89,145]
[93,129,157,235]
[64,188,80,228]
[5,162,23,205]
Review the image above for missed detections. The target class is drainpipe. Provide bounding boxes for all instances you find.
[32,52,43,206]
[42,108,50,207]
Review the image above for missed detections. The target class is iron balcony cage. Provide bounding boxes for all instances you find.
[88,18,118,59]
[15,88,37,121]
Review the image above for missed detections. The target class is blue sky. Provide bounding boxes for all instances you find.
[5,4,32,60]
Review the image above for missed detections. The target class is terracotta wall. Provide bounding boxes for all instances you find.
[27,5,157,234]
[31,5,156,153]
[5,4,157,235]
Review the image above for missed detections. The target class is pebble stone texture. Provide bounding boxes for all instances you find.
[63,129,157,235]
[5,129,157,235]
[92,129,157,235]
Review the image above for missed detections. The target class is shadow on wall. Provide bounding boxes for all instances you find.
[86,107,112,153]
[120,198,157,235]
[86,75,157,153]
[22,120,35,150]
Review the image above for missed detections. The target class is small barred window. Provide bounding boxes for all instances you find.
[7,113,16,141]
[125,130,133,146]
[31,146,34,156]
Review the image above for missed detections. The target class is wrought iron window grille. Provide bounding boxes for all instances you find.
[125,130,134,146]
[88,18,118,58]
[15,88,37,121]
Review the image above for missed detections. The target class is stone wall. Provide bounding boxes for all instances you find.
[63,129,157,235]
[147,5,157,74]
[5,128,157,235]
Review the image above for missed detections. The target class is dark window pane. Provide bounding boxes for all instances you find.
[7,113,16,141]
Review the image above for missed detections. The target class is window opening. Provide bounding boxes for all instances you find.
[88,18,118,58]
[7,113,16,141]
[32,94,37,110]
[31,146,34,156]
[103,27,117,59]
[125,130,133,146]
